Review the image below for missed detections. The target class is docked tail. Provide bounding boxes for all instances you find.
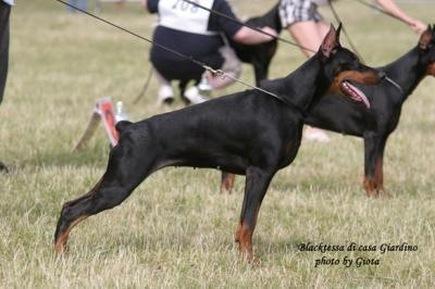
[115,120,133,133]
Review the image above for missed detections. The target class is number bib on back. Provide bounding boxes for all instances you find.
[158,0,218,36]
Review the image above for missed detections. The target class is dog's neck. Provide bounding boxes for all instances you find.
[280,55,327,111]
[266,4,282,32]
[251,3,282,33]
[383,47,428,101]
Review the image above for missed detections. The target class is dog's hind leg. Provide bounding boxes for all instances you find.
[220,172,235,194]
[54,139,158,254]
[235,166,275,261]
[179,80,190,105]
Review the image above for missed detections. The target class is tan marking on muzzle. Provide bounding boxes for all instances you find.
[427,62,435,76]
[328,70,380,94]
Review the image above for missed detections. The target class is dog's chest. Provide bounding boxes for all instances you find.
[279,126,304,168]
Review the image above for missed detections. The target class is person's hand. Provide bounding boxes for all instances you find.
[408,19,427,35]
[141,0,147,8]
[261,26,278,41]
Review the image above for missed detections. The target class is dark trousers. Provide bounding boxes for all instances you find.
[0,2,11,104]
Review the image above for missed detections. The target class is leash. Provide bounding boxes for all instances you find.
[384,76,404,94]
[133,66,154,104]
[53,0,306,114]
[352,0,410,94]
[183,0,404,95]
[353,0,406,23]
[327,0,365,62]
[181,0,316,54]
[328,1,403,94]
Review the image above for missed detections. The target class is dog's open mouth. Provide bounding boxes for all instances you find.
[340,80,371,109]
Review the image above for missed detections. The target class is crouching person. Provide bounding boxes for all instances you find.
[142,0,277,105]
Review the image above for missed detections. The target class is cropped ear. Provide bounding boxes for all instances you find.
[419,25,432,50]
[336,22,342,44]
[320,24,339,58]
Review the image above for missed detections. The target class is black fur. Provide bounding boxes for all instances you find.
[54,26,380,259]
[304,25,435,197]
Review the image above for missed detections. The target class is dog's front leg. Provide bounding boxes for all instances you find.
[363,134,388,197]
[235,166,275,261]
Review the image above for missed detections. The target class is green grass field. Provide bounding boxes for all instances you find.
[0,0,434,288]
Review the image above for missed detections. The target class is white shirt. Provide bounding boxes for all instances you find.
[2,0,14,5]
[158,0,218,36]
[312,0,328,6]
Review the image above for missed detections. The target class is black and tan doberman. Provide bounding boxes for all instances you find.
[54,25,382,260]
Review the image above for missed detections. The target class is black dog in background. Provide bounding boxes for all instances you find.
[54,25,382,260]
[305,25,435,197]
[230,3,282,85]
[179,2,281,98]
[221,26,435,198]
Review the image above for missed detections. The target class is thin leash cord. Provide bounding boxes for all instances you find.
[327,0,365,62]
[133,66,154,104]
[53,0,285,101]
[353,0,405,23]
[182,0,316,54]
[385,76,404,93]
[352,0,405,93]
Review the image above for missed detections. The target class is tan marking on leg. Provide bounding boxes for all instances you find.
[220,172,235,194]
[363,177,376,198]
[374,157,390,198]
[235,205,261,262]
[236,221,253,261]
[54,215,89,254]
[234,223,242,243]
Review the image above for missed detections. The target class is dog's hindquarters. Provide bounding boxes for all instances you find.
[54,123,158,253]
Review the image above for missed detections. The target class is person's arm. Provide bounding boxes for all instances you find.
[232,26,277,45]
[211,0,277,45]
[375,0,426,34]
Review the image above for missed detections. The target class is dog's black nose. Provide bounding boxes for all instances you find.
[378,71,386,80]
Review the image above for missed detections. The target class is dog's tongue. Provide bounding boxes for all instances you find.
[343,81,371,108]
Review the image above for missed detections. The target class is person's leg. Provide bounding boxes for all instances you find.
[288,20,330,142]
[316,20,331,39]
[0,2,11,104]
[154,69,174,106]
[152,54,209,105]
[0,2,10,172]
[280,0,330,142]
[288,20,323,57]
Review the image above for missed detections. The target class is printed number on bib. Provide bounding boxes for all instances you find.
[172,0,199,13]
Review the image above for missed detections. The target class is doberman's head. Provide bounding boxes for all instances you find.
[318,24,382,108]
[418,25,435,77]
